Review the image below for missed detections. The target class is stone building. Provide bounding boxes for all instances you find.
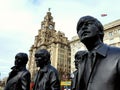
[27,10,71,80]
[104,19,120,46]
[70,19,120,73]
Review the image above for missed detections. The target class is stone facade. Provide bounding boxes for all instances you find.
[27,10,71,80]
[104,19,120,46]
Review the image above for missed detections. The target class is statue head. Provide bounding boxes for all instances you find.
[76,16,104,43]
[15,52,28,67]
[74,50,87,69]
[35,49,50,68]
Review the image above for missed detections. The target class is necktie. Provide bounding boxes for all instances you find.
[84,51,96,83]
[88,51,96,68]
[85,51,96,87]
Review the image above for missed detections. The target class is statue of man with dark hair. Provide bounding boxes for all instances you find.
[4,52,31,90]
[76,15,120,90]
[33,49,60,90]
[71,50,87,90]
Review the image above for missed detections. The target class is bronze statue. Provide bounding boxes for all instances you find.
[76,15,120,90]
[33,49,60,90]
[4,52,31,90]
[71,50,87,90]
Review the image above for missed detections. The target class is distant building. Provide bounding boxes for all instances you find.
[104,19,120,46]
[27,10,71,80]
[0,77,7,88]
[70,19,120,73]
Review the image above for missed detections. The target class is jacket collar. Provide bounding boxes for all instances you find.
[11,66,26,71]
[94,43,108,57]
[40,64,50,73]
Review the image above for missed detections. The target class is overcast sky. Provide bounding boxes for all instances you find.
[0,0,120,79]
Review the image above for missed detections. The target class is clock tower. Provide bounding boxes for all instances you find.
[41,9,55,30]
[27,9,71,80]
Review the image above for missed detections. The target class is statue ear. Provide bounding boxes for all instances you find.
[44,58,48,62]
[97,30,103,36]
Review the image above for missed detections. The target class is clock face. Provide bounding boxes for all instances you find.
[49,25,53,29]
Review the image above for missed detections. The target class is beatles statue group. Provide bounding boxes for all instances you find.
[4,16,120,90]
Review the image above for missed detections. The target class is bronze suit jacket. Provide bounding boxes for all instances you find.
[33,64,60,90]
[71,70,78,90]
[4,66,30,90]
[79,43,120,90]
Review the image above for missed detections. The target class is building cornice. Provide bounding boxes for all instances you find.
[104,19,120,30]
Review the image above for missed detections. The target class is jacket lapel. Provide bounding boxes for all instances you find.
[86,44,108,88]
[76,58,86,90]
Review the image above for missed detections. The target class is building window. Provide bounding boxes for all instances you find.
[60,44,64,48]
[109,31,113,36]
[118,29,120,34]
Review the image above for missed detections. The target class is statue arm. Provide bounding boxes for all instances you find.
[49,71,60,90]
[21,71,31,90]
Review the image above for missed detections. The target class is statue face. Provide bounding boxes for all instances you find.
[74,60,79,69]
[35,51,45,67]
[74,55,82,69]
[15,54,23,66]
[77,20,99,43]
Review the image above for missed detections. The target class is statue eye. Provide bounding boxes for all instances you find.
[35,54,40,58]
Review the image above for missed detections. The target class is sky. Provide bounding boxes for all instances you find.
[0,0,120,80]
